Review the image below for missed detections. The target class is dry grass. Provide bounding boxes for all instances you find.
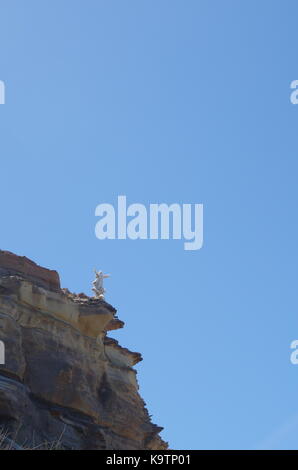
[0,428,22,450]
[0,426,66,450]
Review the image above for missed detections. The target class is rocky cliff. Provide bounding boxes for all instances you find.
[0,251,167,450]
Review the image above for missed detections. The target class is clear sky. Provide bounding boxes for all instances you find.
[0,0,298,450]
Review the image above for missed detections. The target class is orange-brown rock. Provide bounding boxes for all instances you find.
[0,250,60,291]
[0,252,167,450]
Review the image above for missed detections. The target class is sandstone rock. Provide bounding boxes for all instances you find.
[0,250,60,292]
[0,252,167,450]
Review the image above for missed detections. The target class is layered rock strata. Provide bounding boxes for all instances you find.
[0,250,167,450]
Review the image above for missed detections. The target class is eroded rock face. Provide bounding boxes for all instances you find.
[0,252,167,450]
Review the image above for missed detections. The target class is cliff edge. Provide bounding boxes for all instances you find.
[0,250,167,450]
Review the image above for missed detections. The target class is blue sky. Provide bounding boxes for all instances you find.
[0,0,298,450]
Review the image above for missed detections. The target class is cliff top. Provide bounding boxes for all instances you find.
[0,250,60,292]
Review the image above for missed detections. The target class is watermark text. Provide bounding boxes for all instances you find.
[95,196,203,251]
[0,81,5,104]
[0,340,5,364]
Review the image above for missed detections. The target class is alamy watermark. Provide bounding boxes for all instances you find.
[0,341,5,364]
[290,340,298,364]
[0,80,5,104]
[95,196,203,251]
[290,80,298,104]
